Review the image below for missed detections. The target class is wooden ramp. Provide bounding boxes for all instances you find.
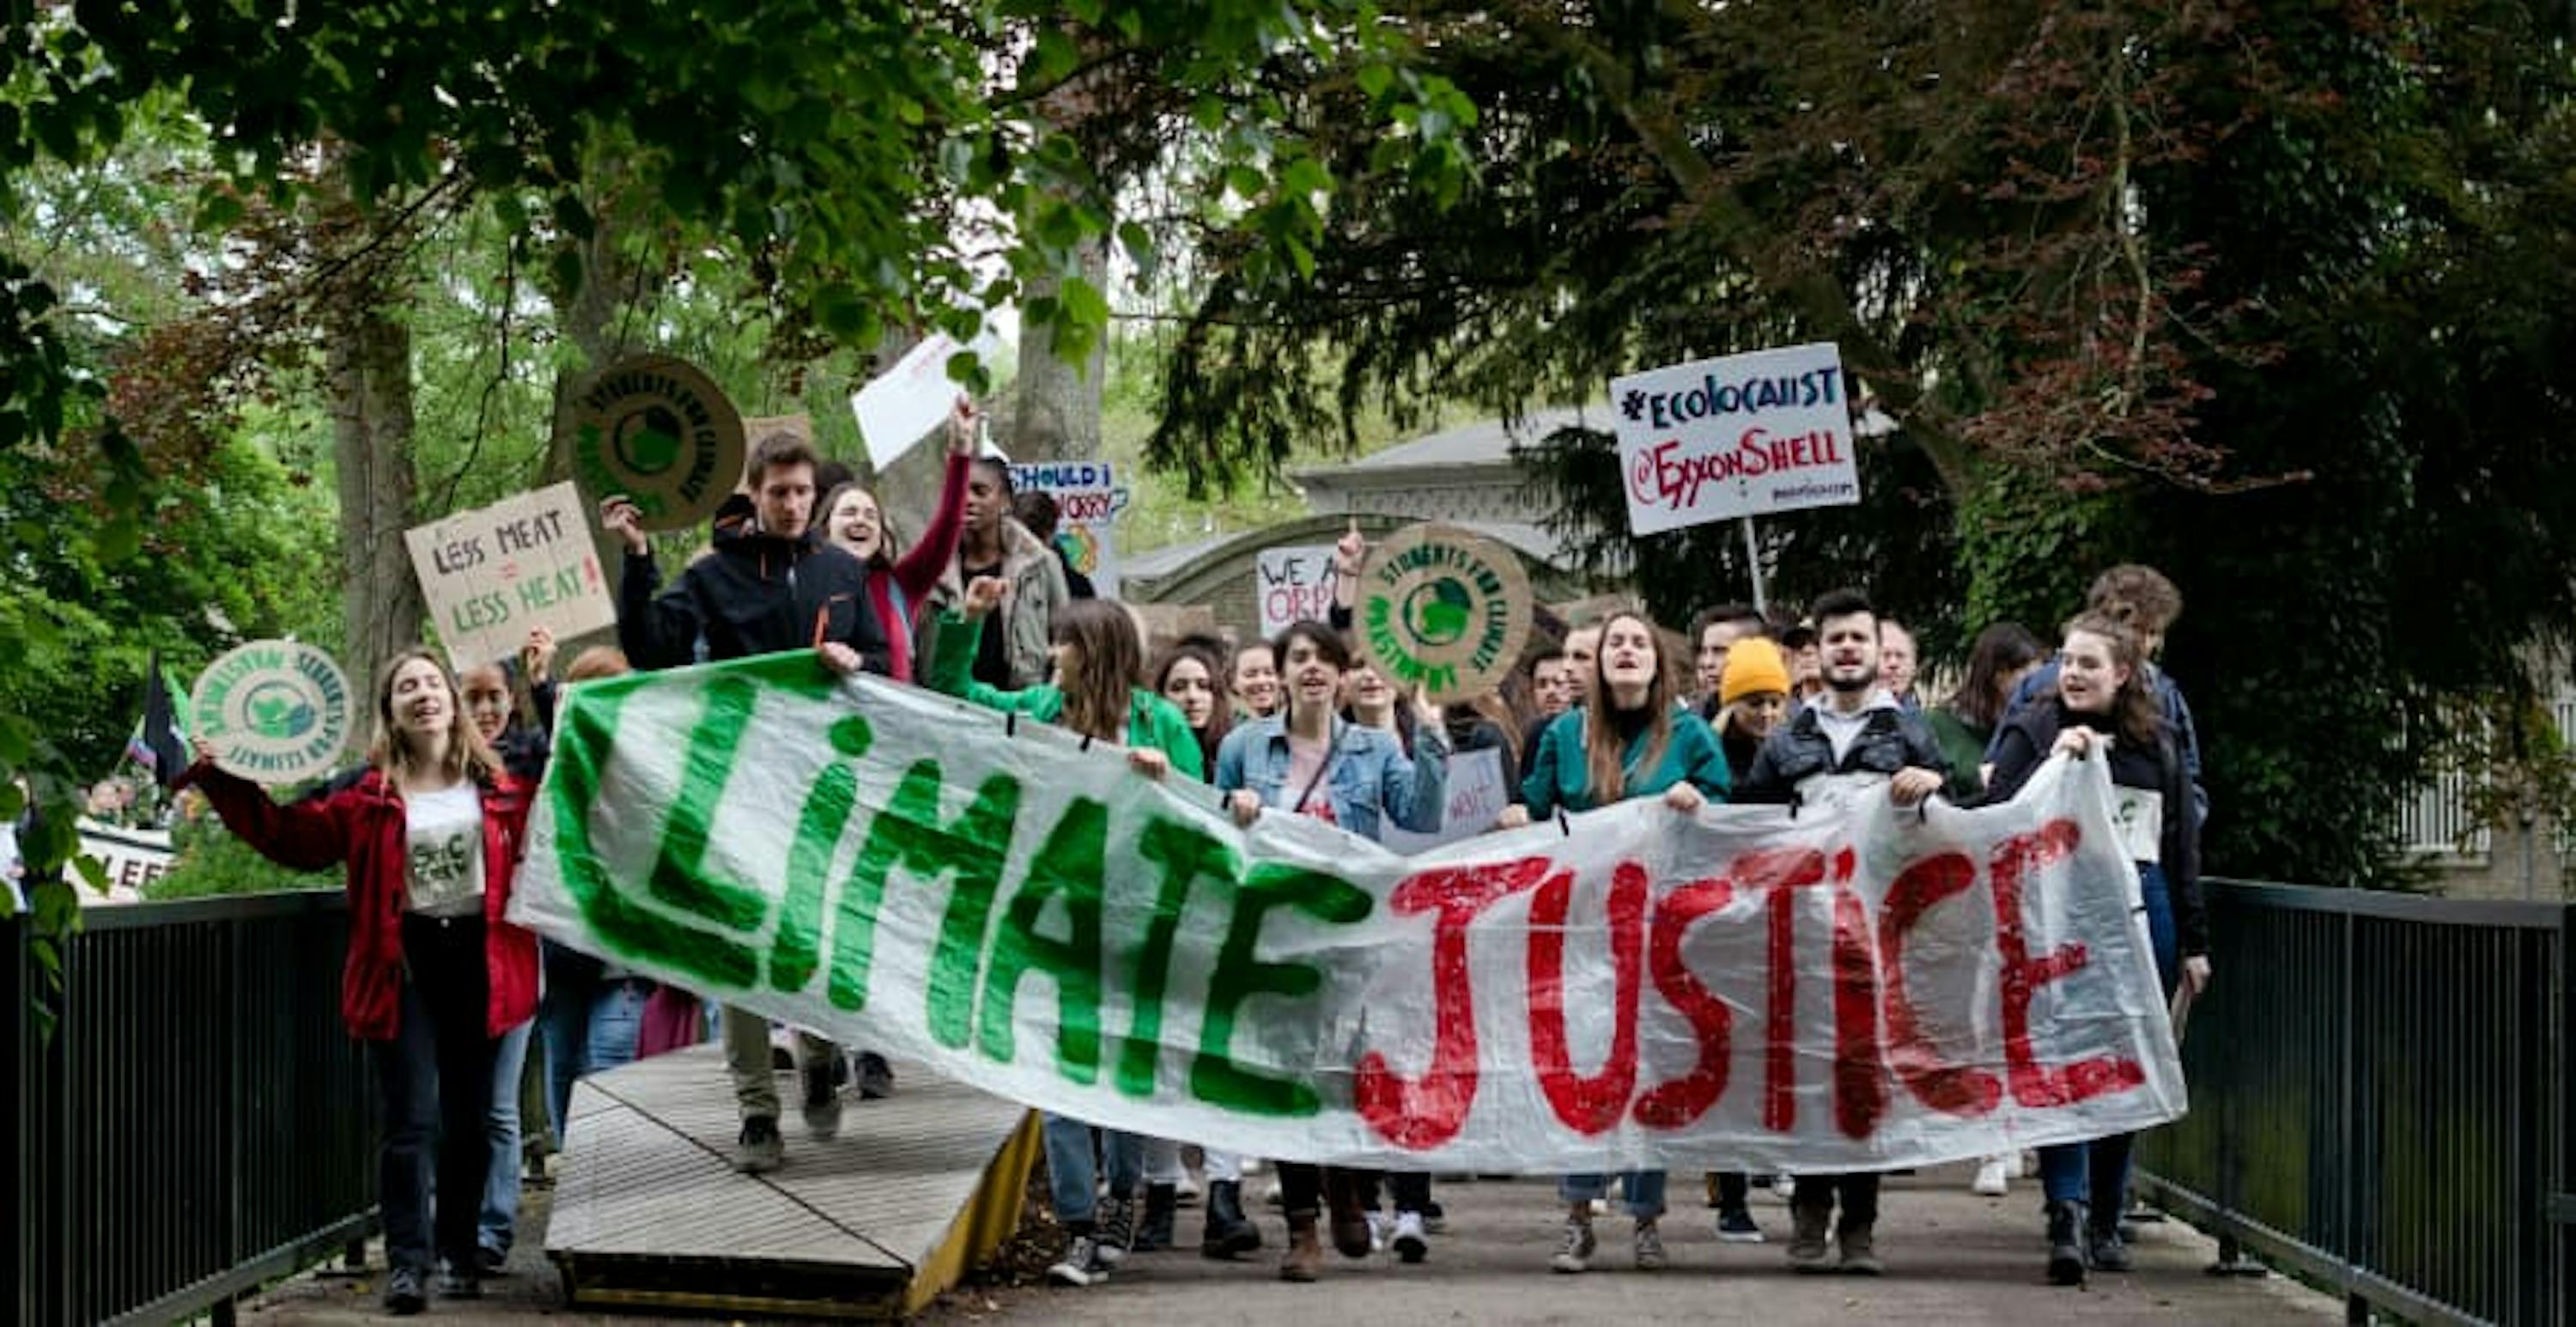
[545,1043,1039,1319]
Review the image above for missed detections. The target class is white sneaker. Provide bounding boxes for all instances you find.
[1175,1172,1201,1204]
[1390,1210,1429,1263]
[1261,1178,1284,1208]
[2008,1151,2031,1179]
[1972,1158,2009,1197]
[1773,1175,1796,1202]
[1364,1210,1390,1254]
[1588,1197,1610,1216]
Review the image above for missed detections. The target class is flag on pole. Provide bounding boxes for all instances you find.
[124,652,189,788]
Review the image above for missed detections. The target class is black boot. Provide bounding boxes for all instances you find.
[2045,1200,2087,1286]
[1201,1179,1264,1259]
[1135,1182,1178,1251]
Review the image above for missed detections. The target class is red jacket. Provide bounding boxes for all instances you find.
[181,760,541,1040]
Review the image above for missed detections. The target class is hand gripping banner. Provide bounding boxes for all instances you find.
[512,654,2186,1172]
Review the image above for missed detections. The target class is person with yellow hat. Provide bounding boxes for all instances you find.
[1689,634,1796,1240]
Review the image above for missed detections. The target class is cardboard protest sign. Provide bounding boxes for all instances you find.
[405,483,616,672]
[1380,747,1511,855]
[1008,460,1124,598]
[190,641,355,785]
[566,355,746,533]
[1608,342,1860,535]
[76,819,173,903]
[1351,523,1533,705]
[513,653,2187,1172]
[1255,545,1340,640]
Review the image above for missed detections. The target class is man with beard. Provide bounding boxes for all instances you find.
[1733,587,1949,1277]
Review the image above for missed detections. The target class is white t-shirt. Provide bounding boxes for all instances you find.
[404,782,486,916]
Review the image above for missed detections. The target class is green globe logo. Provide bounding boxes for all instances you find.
[242,681,317,742]
[1401,578,1476,648]
[612,405,686,476]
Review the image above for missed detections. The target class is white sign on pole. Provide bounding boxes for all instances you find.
[1607,342,1861,536]
[1381,747,1511,855]
[1255,545,1340,640]
[404,483,617,673]
[1008,461,1126,599]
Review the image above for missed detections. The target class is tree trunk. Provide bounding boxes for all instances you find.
[1009,234,1109,463]
[325,291,423,734]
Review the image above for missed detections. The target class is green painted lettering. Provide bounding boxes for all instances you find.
[1116,817,1241,1097]
[979,799,1109,1083]
[769,715,873,995]
[1191,862,1374,1117]
[643,676,772,931]
[829,759,1024,1039]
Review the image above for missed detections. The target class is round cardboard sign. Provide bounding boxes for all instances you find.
[567,355,747,533]
[191,640,356,785]
[1352,523,1534,704]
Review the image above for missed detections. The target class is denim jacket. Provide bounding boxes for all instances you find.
[1212,715,1449,843]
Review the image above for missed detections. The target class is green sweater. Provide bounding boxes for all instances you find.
[925,610,1206,780]
[1521,706,1732,819]
[1923,706,1990,801]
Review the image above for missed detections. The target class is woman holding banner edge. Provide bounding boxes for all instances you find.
[1497,609,1731,1275]
[1213,618,1449,1282]
[930,578,1205,1288]
[1980,611,2211,1287]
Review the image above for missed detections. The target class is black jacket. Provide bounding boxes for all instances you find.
[1734,698,1950,806]
[617,496,890,674]
[1983,699,2207,958]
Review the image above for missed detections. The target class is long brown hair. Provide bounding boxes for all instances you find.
[1151,639,1231,771]
[1053,599,1144,742]
[1583,611,1677,805]
[2057,612,2163,749]
[367,648,502,788]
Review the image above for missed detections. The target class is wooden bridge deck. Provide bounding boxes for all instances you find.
[544,1042,1038,1319]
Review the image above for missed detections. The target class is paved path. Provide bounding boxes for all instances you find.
[244,1163,2335,1324]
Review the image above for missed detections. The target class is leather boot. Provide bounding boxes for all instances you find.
[1279,1212,1324,1282]
[1202,1180,1263,1259]
[1323,1168,1373,1258]
[1134,1183,1177,1251]
[2045,1200,2087,1285]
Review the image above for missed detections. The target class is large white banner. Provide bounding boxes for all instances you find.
[513,654,2185,1172]
[1608,342,1862,535]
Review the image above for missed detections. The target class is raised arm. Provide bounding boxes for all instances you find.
[923,581,1052,716]
[603,496,703,671]
[177,750,355,874]
[891,407,977,603]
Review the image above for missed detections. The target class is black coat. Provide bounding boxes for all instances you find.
[1734,700,1950,806]
[617,498,890,674]
[1984,699,2208,958]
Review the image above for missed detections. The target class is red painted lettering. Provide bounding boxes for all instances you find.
[1527,861,1649,1135]
[1990,820,2142,1106]
[1355,857,1552,1149]
[1877,852,2001,1117]
[1634,874,1735,1129]
[1739,847,1829,1131]
[1826,849,1887,1138]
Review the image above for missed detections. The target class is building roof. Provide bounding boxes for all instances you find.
[1293,406,1597,484]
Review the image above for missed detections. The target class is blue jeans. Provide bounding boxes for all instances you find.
[374,915,495,1275]
[1042,1113,1145,1228]
[479,1020,532,1257]
[539,940,651,1140]
[1560,1169,1668,1219]
[2040,862,2180,1212]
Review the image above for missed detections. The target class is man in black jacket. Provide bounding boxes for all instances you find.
[1734,587,1949,1279]
[601,429,879,1174]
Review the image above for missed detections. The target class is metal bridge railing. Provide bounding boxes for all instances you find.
[4,892,377,1326]
[2137,879,2573,1325]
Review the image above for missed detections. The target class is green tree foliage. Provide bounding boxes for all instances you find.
[0,0,1472,989]
[1146,0,2576,885]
